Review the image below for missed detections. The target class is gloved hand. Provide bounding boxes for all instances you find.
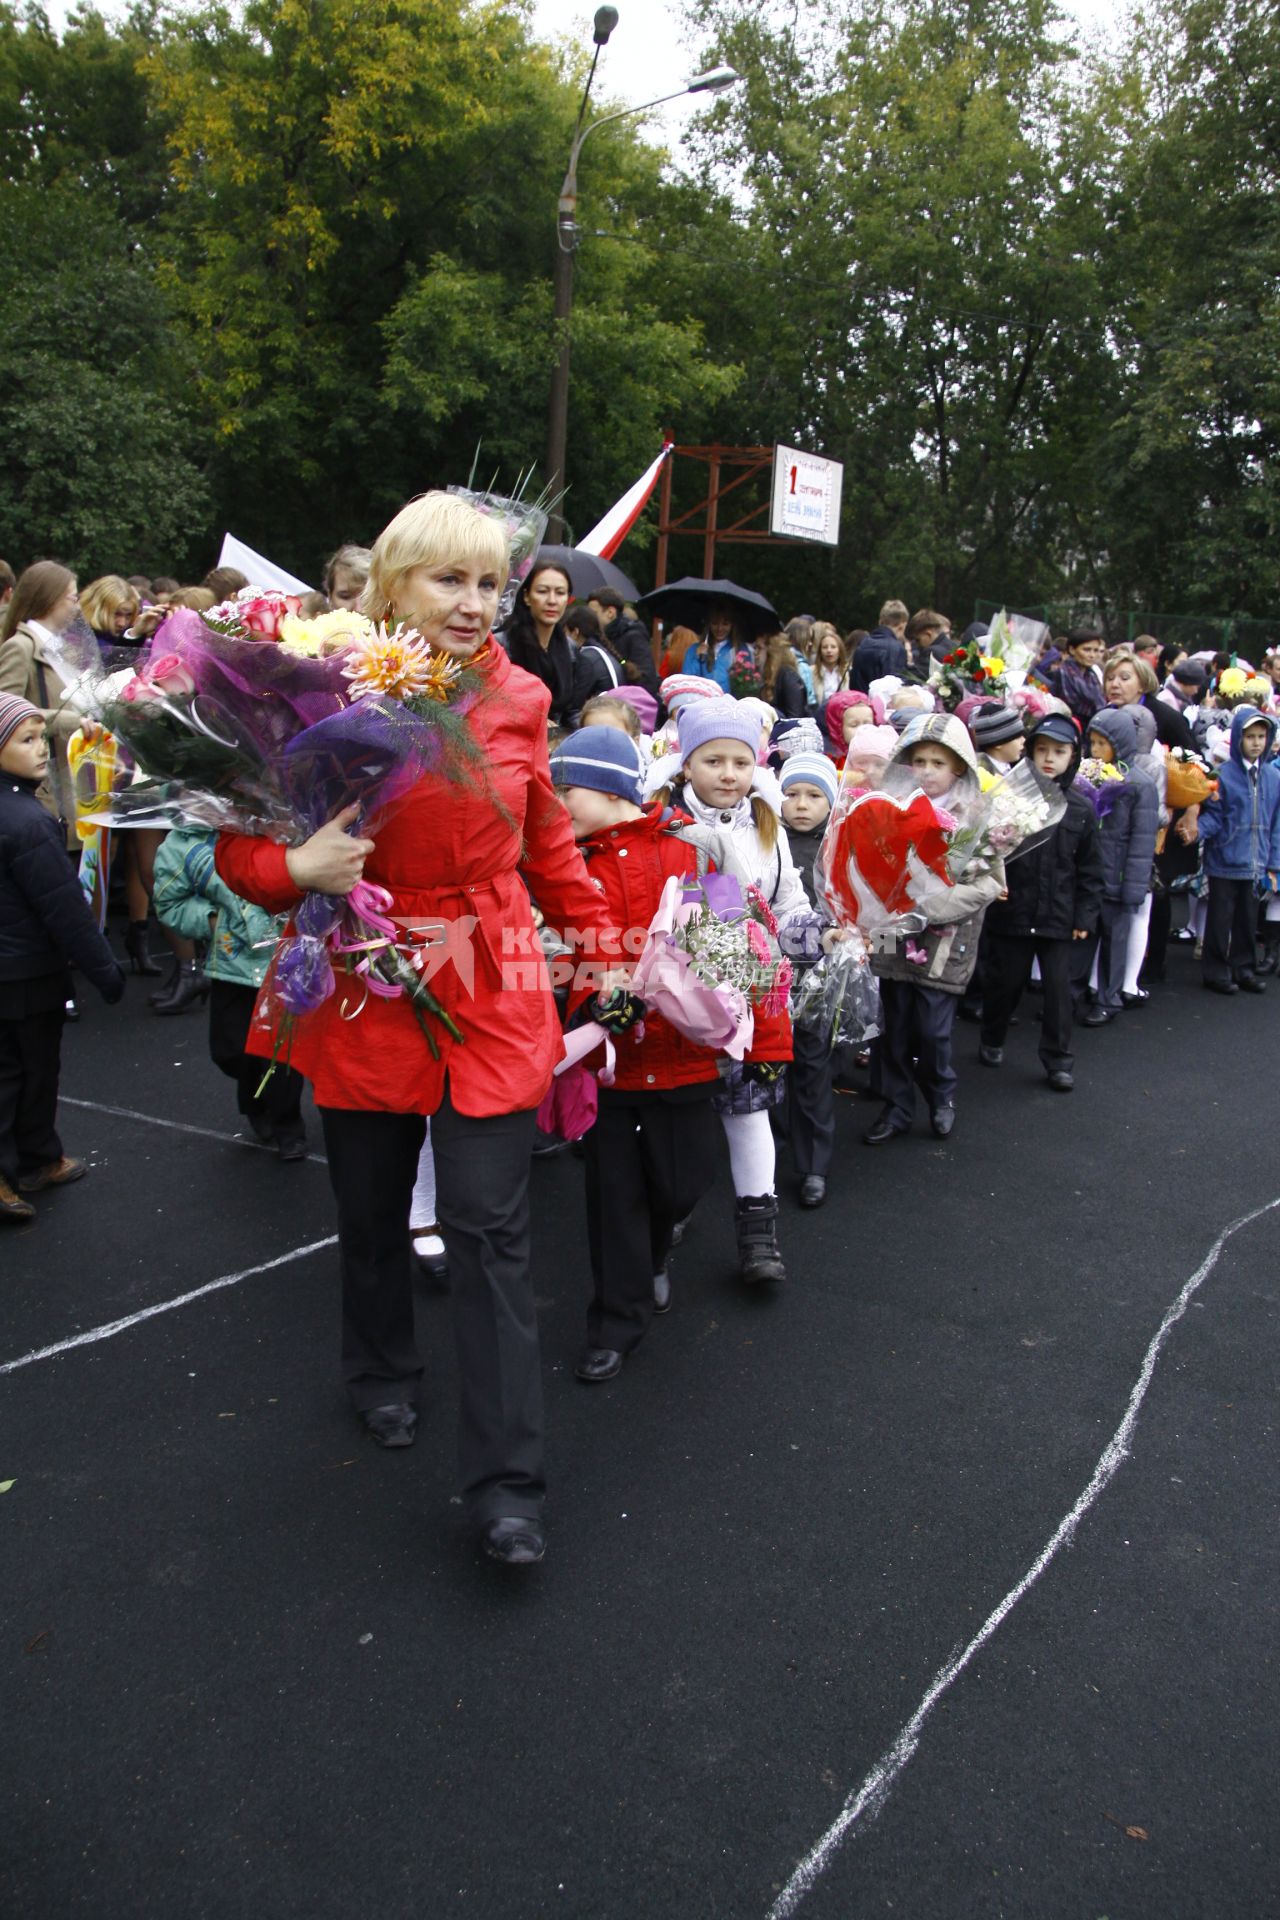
[742,1059,785,1087]
[592,988,645,1034]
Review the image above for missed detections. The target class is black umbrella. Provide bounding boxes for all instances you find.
[636,576,780,636]
[533,545,641,604]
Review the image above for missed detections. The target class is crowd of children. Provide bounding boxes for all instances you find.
[6,573,1280,1415]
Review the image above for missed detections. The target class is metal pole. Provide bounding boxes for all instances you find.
[703,449,721,578]
[545,167,577,544]
[655,440,674,588]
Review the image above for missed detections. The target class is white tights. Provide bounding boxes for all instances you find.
[1123,893,1153,994]
[410,1123,437,1231]
[721,1108,776,1199]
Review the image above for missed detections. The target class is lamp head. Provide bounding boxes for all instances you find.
[686,65,740,93]
[593,5,619,44]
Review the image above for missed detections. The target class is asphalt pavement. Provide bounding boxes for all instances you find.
[3,939,1278,1919]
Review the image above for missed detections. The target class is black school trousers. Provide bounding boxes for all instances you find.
[783,1021,836,1178]
[584,1084,721,1353]
[873,979,958,1126]
[0,1006,64,1186]
[980,933,1074,1072]
[320,1086,542,1524]
[1202,875,1259,987]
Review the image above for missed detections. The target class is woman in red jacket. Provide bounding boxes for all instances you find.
[215,493,614,1567]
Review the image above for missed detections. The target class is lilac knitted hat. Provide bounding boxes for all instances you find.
[676,697,763,765]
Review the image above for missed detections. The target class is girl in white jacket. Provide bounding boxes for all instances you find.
[651,697,820,1287]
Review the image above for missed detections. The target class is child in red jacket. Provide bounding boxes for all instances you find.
[549,726,790,1384]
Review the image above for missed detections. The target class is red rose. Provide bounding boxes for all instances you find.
[972,667,986,681]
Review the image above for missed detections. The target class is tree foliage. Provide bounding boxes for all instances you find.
[0,0,1272,618]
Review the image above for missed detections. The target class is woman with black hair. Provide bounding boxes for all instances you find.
[498,561,576,727]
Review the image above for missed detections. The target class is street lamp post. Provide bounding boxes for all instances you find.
[543,28,740,542]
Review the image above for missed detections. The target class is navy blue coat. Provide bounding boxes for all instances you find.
[1084,708,1160,908]
[0,776,124,996]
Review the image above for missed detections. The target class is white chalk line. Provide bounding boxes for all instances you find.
[60,1095,327,1164]
[0,1236,337,1376]
[766,1190,1280,1920]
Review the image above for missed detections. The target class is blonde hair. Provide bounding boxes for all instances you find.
[168,586,216,611]
[80,574,140,632]
[362,492,510,621]
[1103,648,1158,695]
[651,773,779,855]
[324,542,371,596]
[580,694,641,739]
[762,634,800,702]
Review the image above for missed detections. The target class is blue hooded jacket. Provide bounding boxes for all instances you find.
[1199,706,1280,881]
[1084,706,1160,907]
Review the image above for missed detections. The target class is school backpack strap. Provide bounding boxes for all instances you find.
[583,645,620,688]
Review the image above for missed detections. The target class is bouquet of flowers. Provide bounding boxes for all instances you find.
[627,869,793,1060]
[931,633,1010,709]
[1076,756,1126,817]
[728,649,764,699]
[1165,746,1218,810]
[50,604,487,1062]
[938,757,1066,872]
[790,939,882,1047]
[448,466,561,624]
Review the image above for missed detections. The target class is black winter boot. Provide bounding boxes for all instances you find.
[1259,927,1280,976]
[734,1193,786,1285]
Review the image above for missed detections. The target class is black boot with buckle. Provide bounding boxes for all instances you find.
[734,1193,786,1285]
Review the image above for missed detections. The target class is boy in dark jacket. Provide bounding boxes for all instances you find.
[979,714,1104,1091]
[1198,705,1280,994]
[1079,705,1160,1025]
[0,693,124,1220]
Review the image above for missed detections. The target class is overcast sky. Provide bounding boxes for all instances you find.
[531,0,1124,143]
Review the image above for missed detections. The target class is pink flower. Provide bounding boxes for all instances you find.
[237,594,301,641]
[747,885,779,936]
[746,920,773,967]
[119,675,159,705]
[144,652,196,698]
[933,807,958,833]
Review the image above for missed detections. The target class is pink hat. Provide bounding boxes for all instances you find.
[599,685,659,731]
[0,691,40,751]
[825,689,884,752]
[660,673,722,713]
[846,723,897,763]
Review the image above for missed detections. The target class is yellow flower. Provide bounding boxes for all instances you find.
[979,655,1005,675]
[977,766,998,791]
[342,622,463,704]
[1218,667,1248,697]
[280,610,376,657]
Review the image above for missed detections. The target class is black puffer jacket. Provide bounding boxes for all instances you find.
[0,777,124,995]
[608,613,660,696]
[984,757,1105,942]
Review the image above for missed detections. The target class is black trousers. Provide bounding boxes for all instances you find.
[584,1086,720,1353]
[320,1087,543,1523]
[873,978,958,1127]
[208,981,305,1144]
[981,934,1074,1072]
[0,1010,63,1186]
[1203,875,1259,986]
[784,1021,836,1178]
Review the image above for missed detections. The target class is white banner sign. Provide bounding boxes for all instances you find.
[770,446,843,547]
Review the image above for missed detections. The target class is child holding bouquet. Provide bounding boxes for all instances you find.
[1076,707,1159,1025]
[650,698,812,1284]
[865,715,1006,1143]
[979,715,1104,1090]
[549,726,788,1381]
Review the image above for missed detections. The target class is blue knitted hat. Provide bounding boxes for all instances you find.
[778,751,838,810]
[549,725,644,803]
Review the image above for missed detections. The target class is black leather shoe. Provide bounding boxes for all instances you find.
[931,1104,956,1139]
[277,1136,308,1162]
[863,1113,905,1146]
[1120,988,1149,1007]
[1237,974,1267,994]
[1046,1069,1074,1092]
[978,1044,1003,1067]
[1082,1006,1114,1026]
[481,1515,546,1565]
[361,1403,417,1448]
[575,1346,624,1382]
[799,1175,826,1208]
[1203,979,1239,996]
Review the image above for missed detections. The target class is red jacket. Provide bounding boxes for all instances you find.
[570,804,792,1093]
[215,643,614,1117]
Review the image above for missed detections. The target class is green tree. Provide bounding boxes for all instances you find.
[0,184,210,577]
